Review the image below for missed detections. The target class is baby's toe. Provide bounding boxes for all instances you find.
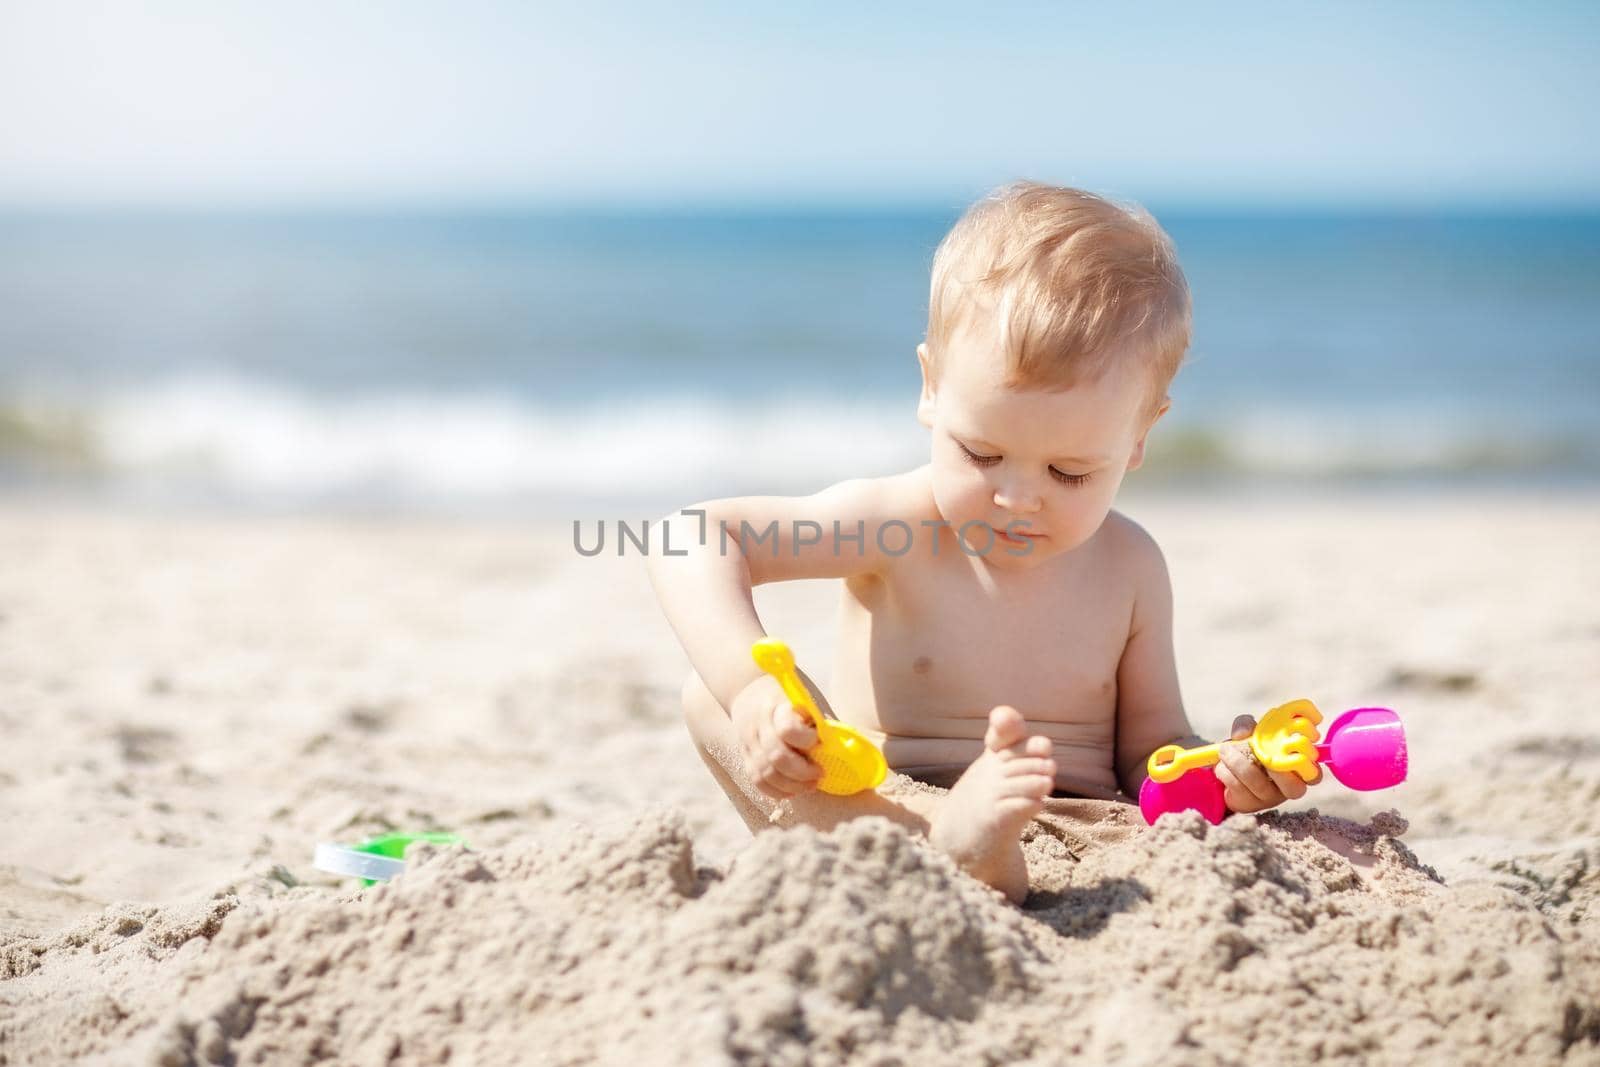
[1022,735,1053,759]
[1001,756,1056,781]
[996,771,1053,802]
[983,705,1028,752]
[994,794,1047,820]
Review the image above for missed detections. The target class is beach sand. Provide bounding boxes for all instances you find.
[1,488,1597,1065]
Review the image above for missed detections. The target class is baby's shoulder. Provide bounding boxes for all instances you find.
[883,464,942,520]
[1093,509,1168,587]
[782,465,938,533]
[815,466,942,587]
[839,465,942,529]
[1089,511,1174,635]
[832,466,944,588]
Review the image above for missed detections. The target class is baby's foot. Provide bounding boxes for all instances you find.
[928,706,1056,904]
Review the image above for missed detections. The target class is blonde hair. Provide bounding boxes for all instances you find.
[926,182,1191,414]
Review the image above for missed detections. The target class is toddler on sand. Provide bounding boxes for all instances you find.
[647,183,1305,904]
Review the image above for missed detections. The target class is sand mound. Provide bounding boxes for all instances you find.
[4,810,1597,1067]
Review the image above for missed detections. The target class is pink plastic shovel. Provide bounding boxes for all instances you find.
[1139,705,1407,826]
[1313,706,1408,791]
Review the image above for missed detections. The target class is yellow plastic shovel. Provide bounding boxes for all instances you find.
[1146,698,1324,785]
[750,637,888,796]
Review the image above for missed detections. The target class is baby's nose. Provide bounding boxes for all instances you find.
[993,482,1042,513]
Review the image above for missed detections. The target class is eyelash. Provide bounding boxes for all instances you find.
[957,442,1092,487]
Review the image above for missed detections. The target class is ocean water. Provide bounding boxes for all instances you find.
[1,209,1597,511]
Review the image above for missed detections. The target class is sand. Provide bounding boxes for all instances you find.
[1,488,1598,1065]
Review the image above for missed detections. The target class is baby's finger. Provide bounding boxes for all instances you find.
[768,743,822,783]
[750,751,817,796]
[753,767,808,798]
[1230,714,1257,741]
[744,748,795,797]
[753,705,791,751]
[750,772,789,799]
[747,717,777,764]
[773,706,819,750]
[1216,763,1264,813]
[1266,766,1309,801]
[1217,741,1279,806]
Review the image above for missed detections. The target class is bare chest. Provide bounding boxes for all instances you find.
[831,544,1133,743]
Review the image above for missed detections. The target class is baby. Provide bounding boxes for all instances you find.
[646,182,1305,904]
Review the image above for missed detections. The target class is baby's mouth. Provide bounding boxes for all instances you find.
[994,526,1045,544]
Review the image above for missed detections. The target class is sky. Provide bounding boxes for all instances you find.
[1,1,1597,209]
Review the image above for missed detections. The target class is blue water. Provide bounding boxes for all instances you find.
[1,209,1597,507]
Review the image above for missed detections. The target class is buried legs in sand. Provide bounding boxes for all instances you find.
[682,671,1057,905]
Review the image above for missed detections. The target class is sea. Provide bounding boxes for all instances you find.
[1,208,1597,513]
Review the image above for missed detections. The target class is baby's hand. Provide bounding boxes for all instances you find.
[729,675,823,799]
[1216,714,1310,814]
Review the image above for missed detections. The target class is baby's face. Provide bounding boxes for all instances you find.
[917,328,1166,570]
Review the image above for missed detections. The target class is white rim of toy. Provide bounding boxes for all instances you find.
[313,843,407,882]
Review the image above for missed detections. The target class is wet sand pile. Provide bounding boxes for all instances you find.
[5,807,1596,1066]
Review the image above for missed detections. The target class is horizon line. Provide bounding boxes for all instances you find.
[3,193,1600,218]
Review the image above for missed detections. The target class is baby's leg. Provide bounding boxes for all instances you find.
[927,708,1056,903]
[682,672,1056,904]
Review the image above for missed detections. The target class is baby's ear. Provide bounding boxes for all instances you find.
[1126,397,1172,472]
[915,344,936,428]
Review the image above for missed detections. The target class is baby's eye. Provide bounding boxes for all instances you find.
[1050,467,1092,487]
[957,442,1001,467]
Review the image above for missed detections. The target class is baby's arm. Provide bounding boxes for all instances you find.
[1113,526,1307,812]
[646,471,925,797]
[1112,525,1199,796]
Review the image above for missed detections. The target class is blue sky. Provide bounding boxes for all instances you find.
[1,1,1596,208]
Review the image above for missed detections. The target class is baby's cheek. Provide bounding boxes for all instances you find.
[1047,505,1113,554]
[930,468,988,527]
[1079,486,1125,536]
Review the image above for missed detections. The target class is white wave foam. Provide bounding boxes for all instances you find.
[87,377,927,504]
[1,376,1594,508]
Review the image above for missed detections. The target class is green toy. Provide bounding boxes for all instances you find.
[313,831,466,885]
